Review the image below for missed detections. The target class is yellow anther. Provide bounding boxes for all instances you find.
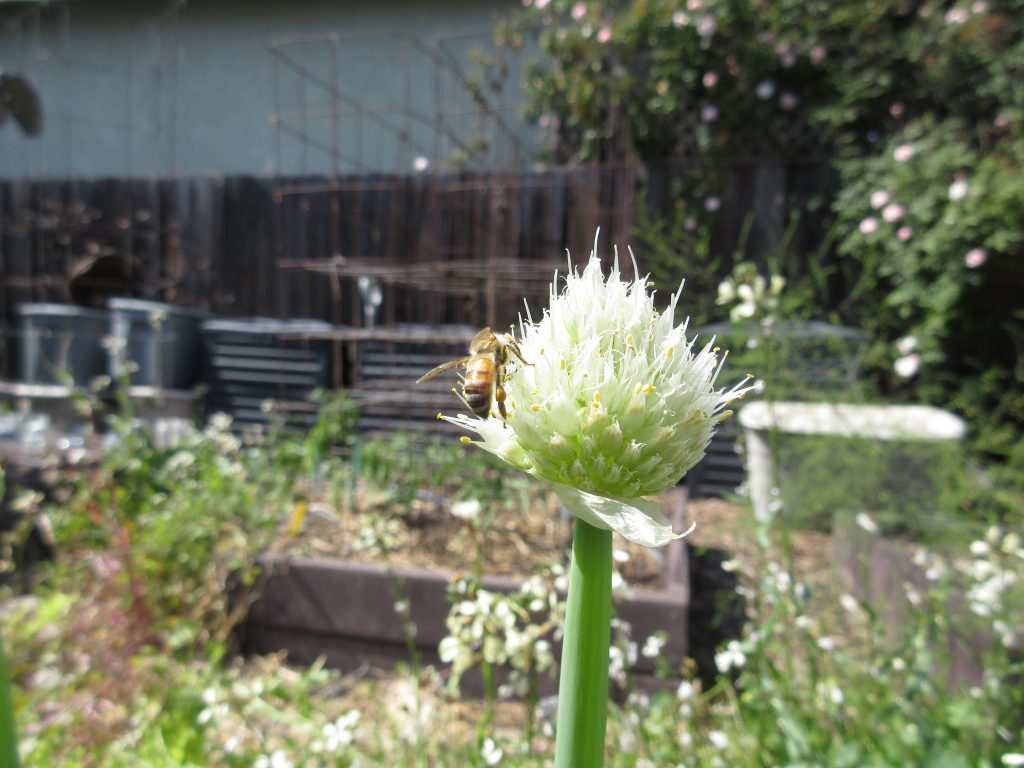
[460,436,472,444]
[531,388,539,395]
[560,358,566,370]
[592,391,601,403]
[531,404,542,412]
[721,409,734,420]
[436,412,444,420]
[713,346,720,353]
[666,346,674,358]
[626,334,635,347]
[642,384,656,394]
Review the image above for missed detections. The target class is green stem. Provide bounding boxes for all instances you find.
[478,659,496,744]
[1,633,19,768]
[555,519,613,768]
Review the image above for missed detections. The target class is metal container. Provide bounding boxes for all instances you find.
[107,298,208,389]
[16,303,109,386]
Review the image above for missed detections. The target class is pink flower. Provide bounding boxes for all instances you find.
[672,10,690,27]
[705,196,721,212]
[535,0,551,8]
[779,92,799,110]
[945,7,968,23]
[703,71,719,89]
[571,2,587,21]
[964,248,988,268]
[882,203,905,222]
[810,45,827,65]
[893,143,916,163]
[701,104,719,123]
[683,216,697,231]
[870,189,890,209]
[859,217,879,235]
[889,102,905,118]
[897,226,913,241]
[756,81,775,100]
[597,25,612,44]
[896,336,918,355]
[697,16,717,38]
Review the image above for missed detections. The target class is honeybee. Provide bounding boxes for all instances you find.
[416,327,529,419]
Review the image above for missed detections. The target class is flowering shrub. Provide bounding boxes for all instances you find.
[503,0,1024,471]
[834,117,1024,463]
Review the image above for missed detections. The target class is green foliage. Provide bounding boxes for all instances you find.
[604,518,1024,768]
[357,431,533,518]
[44,414,288,651]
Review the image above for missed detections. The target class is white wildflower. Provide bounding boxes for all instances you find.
[715,640,746,673]
[708,730,729,749]
[839,593,861,614]
[323,710,360,750]
[451,499,482,521]
[642,633,667,658]
[856,514,880,532]
[479,737,503,765]
[254,751,294,768]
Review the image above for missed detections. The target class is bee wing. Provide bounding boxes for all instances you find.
[416,357,470,383]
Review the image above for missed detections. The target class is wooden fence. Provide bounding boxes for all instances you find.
[0,160,830,379]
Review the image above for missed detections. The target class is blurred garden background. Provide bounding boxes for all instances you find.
[0,0,1021,765]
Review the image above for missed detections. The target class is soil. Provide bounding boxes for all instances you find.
[268,482,835,592]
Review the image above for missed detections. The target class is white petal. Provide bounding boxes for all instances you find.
[554,484,693,548]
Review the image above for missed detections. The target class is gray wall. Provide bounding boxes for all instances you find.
[0,0,532,178]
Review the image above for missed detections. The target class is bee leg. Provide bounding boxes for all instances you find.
[496,384,508,421]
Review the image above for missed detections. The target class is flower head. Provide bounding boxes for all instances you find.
[443,235,753,546]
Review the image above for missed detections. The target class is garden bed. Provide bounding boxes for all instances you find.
[244,485,702,691]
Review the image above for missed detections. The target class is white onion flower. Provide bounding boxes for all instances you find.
[444,235,753,547]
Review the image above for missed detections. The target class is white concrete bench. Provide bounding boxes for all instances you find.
[738,401,967,522]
